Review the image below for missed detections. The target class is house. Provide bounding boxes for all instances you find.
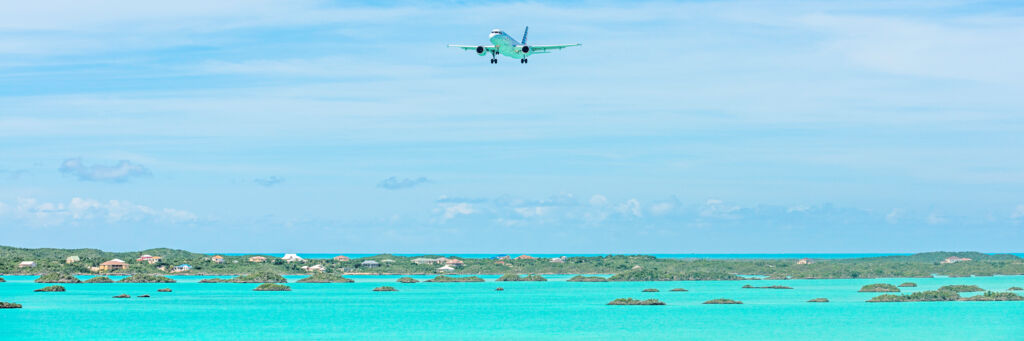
[361,260,380,268]
[445,258,465,267]
[249,256,267,263]
[99,259,129,271]
[631,265,642,270]
[18,261,36,268]
[305,264,326,272]
[333,255,350,262]
[412,257,447,265]
[146,256,162,265]
[549,257,565,263]
[437,265,455,272]
[66,256,81,264]
[172,264,192,272]
[515,255,535,260]
[282,254,304,262]
[941,256,972,264]
[136,254,154,262]
[497,255,511,261]
[211,255,225,263]
[796,258,813,265]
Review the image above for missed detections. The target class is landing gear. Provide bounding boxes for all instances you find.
[520,59,528,64]
[490,58,497,64]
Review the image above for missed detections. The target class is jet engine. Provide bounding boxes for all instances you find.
[476,46,485,55]
[521,46,530,53]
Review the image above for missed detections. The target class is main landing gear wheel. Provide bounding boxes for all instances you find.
[490,58,497,64]
[520,59,528,64]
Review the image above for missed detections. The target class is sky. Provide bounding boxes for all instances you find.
[1,0,1023,253]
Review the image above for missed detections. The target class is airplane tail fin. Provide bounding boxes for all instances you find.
[522,26,528,45]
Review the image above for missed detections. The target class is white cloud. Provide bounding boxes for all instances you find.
[927,212,946,225]
[59,158,150,183]
[1,197,196,226]
[589,194,608,206]
[439,203,475,221]
[886,208,904,224]
[1012,205,1024,220]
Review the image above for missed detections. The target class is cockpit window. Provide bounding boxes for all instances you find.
[491,30,502,34]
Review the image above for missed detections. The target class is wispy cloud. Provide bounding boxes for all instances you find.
[254,176,285,187]
[0,197,196,227]
[377,176,430,190]
[58,158,150,183]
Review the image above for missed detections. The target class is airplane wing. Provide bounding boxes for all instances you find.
[448,45,497,53]
[529,44,581,52]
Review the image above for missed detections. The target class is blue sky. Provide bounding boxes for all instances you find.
[1,0,1023,253]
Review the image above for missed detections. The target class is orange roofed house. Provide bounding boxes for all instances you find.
[100,259,129,271]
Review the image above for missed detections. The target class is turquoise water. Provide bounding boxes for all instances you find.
[2,275,1023,340]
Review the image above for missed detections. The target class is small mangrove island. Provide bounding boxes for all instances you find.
[868,289,1023,302]
[0,301,22,309]
[425,275,484,283]
[703,298,742,304]
[373,286,398,292]
[608,269,742,282]
[1008,286,1023,291]
[113,294,130,298]
[859,283,900,292]
[118,274,176,283]
[157,288,172,292]
[296,273,354,283]
[496,274,547,282]
[607,298,665,305]
[938,285,984,292]
[808,298,829,303]
[35,273,81,283]
[742,284,793,289]
[84,276,114,283]
[642,288,660,292]
[201,272,286,283]
[34,285,66,292]
[567,275,608,282]
[397,277,419,283]
[670,288,688,292]
[253,283,291,291]
[898,282,917,287]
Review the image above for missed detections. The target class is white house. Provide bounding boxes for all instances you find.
[18,261,36,268]
[282,254,304,262]
[437,265,455,272]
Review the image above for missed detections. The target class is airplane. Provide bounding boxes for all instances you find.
[448,27,581,64]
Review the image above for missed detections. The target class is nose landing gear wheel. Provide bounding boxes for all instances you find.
[490,58,497,64]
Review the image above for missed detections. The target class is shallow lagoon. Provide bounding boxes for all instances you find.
[2,275,1023,340]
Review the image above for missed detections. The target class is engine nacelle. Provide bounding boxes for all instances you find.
[476,46,485,55]
[521,45,530,53]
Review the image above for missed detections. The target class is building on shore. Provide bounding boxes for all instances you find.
[136,255,162,264]
[361,260,380,268]
[66,256,81,264]
[412,257,447,265]
[445,258,465,267]
[172,264,192,272]
[333,255,350,262]
[437,265,455,272]
[796,258,814,265]
[100,259,129,271]
[249,256,267,263]
[549,257,565,263]
[18,261,37,268]
[211,255,225,263]
[282,254,304,262]
[302,264,326,272]
[515,255,535,260]
[941,256,972,264]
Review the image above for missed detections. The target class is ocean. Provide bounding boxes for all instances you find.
[2,274,1022,340]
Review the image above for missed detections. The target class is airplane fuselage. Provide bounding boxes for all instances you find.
[489,31,531,59]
